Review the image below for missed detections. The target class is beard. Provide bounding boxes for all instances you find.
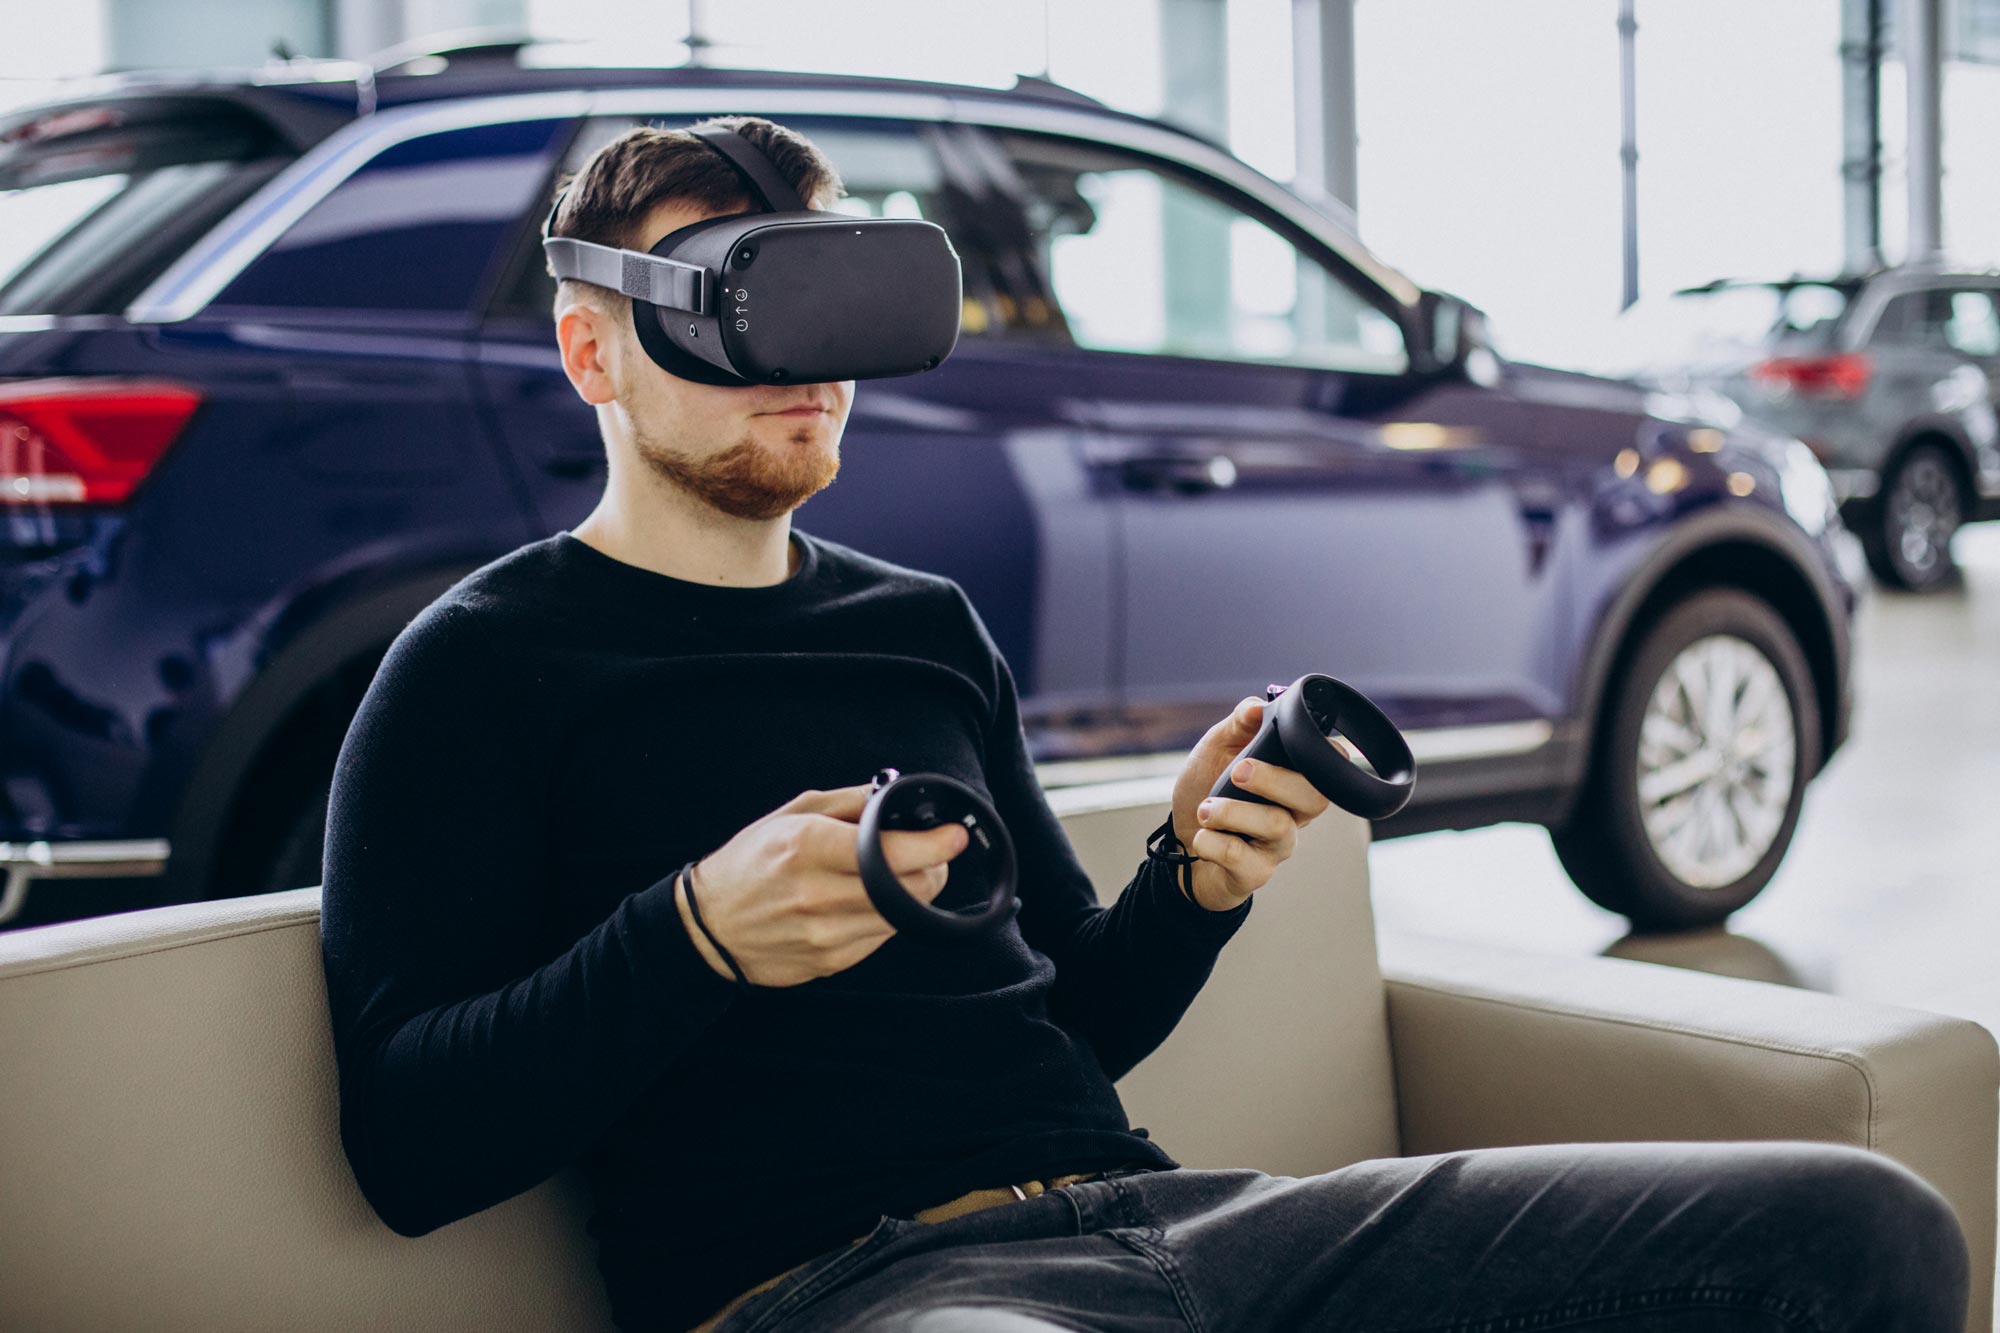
[631,418,841,522]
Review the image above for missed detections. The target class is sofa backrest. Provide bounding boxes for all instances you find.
[0,799,1392,1331]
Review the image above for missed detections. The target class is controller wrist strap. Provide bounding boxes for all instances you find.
[1145,816,1201,905]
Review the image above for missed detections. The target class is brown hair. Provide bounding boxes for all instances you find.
[545,115,845,320]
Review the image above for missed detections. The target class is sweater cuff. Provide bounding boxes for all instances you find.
[628,872,747,1022]
[1137,848,1253,943]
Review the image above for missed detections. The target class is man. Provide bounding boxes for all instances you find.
[320,116,1968,1333]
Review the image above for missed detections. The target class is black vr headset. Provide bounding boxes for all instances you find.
[542,126,963,387]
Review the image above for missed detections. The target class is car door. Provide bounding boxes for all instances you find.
[470,107,1121,761]
[970,122,1563,795]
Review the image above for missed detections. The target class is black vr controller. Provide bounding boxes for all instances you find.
[853,674,1414,945]
[855,767,1018,944]
[1207,674,1416,821]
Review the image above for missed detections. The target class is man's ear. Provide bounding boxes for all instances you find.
[556,297,622,406]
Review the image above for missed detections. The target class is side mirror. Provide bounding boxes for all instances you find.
[1418,289,1502,385]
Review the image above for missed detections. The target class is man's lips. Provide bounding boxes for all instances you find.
[765,406,828,417]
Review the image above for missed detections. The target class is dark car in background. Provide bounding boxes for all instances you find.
[0,42,1859,932]
[1585,267,2000,591]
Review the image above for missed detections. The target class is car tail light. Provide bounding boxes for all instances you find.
[0,379,202,505]
[1748,352,1871,400]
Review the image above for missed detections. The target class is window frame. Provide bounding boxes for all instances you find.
[973,124,1412,376]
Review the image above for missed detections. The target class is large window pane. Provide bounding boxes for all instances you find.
[1003,133,1405,373]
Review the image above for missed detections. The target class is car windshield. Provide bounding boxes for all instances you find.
[0,103,290,315]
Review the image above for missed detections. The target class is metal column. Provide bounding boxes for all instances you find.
[1158,0,1232,355]
[1840,0,1884,270]
[1618,0,1639,312]
[1902,0,1944,261]
[1291,0,1358,218]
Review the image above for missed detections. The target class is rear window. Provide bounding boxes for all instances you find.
[1573,280,1855,378]
[1668,281,1854,349]
[0,101,291,316]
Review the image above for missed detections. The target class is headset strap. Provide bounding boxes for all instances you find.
[541,236,709,315]
[689,126,807,213]
[539,124,801,309]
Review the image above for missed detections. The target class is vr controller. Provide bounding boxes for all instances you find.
[1209,674,1415,820]
[856,673,1417,944]
[856,767,1019,943]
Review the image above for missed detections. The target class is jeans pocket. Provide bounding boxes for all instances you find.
[734,1215,914,1333]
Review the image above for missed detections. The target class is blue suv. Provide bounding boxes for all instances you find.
[0,43,1860,931]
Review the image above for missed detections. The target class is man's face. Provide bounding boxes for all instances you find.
[569,195,855,523]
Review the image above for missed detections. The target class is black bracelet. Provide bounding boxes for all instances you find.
[1145,815,1201,905]
[679,859,750,989]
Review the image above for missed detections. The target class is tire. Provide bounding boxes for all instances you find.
[1860,441,1966,591]
[1551,588,1820,931]
[260,775,331,895]
[205,756,334,901]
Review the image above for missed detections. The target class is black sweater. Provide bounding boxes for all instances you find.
[318,527,1253,1332]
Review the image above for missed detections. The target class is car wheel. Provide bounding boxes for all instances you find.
[202,755,333,901]
[1551,588,1820,931]
[259,775,331,895]
[1861,441,1965,591]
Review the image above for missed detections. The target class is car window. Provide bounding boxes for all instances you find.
[1869,288,1956,348]
[0,102,290,315]
[991,130,1407,374]
[1944,289,2000,357]
[1769,283,1851,340]
[214,117,572,314]
[489,115,1011,340]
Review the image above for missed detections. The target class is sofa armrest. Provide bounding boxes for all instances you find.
[1379,930,1998,1332]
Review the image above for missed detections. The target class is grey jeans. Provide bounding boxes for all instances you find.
[712,1141,1968,1333]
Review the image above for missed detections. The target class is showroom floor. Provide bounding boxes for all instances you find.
[1370,522,2000,1039]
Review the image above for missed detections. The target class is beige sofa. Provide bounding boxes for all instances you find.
[1,799,1994,1331]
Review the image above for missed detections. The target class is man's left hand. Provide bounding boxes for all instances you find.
[1168,697,1332,912]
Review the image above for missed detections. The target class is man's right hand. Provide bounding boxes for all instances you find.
[675,783,971,988]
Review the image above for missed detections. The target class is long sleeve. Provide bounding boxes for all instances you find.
[947,586,1252,1083]
[317,602,742,1238]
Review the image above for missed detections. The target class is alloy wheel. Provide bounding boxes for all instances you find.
[1635,634,1797,890]
[1885,448,1962,584]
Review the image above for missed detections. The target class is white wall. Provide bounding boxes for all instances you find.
[1351,0,1847,372]
[0,0,108,114]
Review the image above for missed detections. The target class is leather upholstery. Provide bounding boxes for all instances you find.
[0,803,1989,1330]
[1381,931,1999,1330]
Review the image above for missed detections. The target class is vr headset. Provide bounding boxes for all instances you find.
[541,126,963,387]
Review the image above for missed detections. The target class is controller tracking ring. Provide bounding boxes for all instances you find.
[856,767,1019,943]
[1208,673,1416,821]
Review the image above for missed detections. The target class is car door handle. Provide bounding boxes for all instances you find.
[1118,455,1239,494]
